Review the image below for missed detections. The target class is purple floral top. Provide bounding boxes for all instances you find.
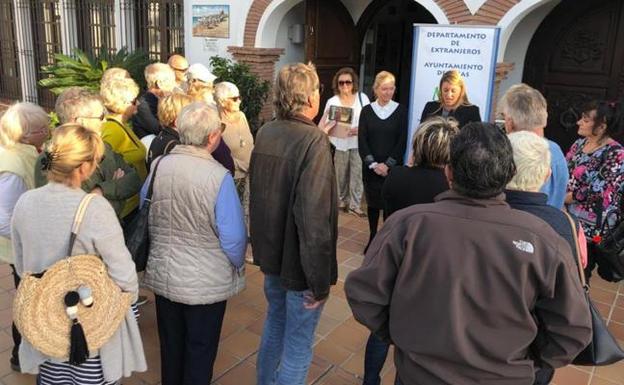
[566,138,624,238]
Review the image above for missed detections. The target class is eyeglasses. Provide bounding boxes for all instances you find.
[338,80,353,86]
[220,122,226,133]
[80,111,107,121]
[229,96,241,102]
[171,66,189,72]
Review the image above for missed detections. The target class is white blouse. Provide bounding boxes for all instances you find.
[322,93,370,151]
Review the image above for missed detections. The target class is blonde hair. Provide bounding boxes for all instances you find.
[100,77,139,114]
[373,71,395,96]
[412,116,459,168]
[437,70,470,107]
[188,80,215,103]
[144,63,176,91]
[0,102,49,147]
[101,67,131,84]
[506,131,551,192]
[499,83,548,132]
[158,93,194,127]
[44,123,104,185]
[274,63,319,119]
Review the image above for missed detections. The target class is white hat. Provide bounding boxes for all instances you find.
[186,63,217,84]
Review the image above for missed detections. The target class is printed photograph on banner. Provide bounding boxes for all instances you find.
[192,5,230,38]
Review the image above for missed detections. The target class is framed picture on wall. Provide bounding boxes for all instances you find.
[192,5,230,38]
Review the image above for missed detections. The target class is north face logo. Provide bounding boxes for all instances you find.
[513,240,534,254]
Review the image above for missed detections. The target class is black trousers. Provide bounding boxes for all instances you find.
[155,295,227,385]
[10,265,20,366]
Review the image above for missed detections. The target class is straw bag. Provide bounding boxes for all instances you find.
[13,194,134,364]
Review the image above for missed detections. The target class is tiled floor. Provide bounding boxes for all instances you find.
[1,212,624,384]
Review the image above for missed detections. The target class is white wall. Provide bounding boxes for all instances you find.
[497,0,560,99]
[184,0,254,68]
[274,2,305,71]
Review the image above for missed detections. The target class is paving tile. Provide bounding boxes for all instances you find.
[607,321,624,342]
[590,376,621,385]
[611,306,624,324]
[213,349,241,379]
[552,365,591,385]
[222,329,261,359]
[314,338,352,366]
[325,323,368,353]
[316,367,360,385]
[215,360,256,385]
[337,249,356,264]
[316,314,343,338]
[306,354,332,384]
[595,359,624,384]
[343,255,364,269]
[337,264,357,282]
[0,266,13,279]
[223,303,263,328]
[338,239,366,255]
[0,277,14,292]
[591,287,618,306]
[0,373,35,385]
[322,297,352,322]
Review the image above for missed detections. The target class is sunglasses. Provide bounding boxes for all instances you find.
[338,80,353,86]
[81,111,107,121]
[229,96,241,102]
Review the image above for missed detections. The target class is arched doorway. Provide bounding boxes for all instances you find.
[357,0,437,104]
[524,0,624,151]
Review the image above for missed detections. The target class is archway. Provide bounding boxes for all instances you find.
[523,0,624,151]
[356,0,437,104]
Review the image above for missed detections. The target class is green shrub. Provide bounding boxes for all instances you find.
[38,47,153,95]
[209,56,271,135]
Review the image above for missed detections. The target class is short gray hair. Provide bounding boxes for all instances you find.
[507,131,551,192]
[176,102,221,146]
[214,81,239,105]
[55,87,105,124]
[274,63,319,119]
[144,63,176,91]
[499,84,548,132]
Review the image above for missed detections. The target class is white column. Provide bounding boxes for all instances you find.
[59,0,78,55]
[13,0,38,103]
[117,0,136,50]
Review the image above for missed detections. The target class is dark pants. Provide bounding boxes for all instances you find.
[363,333,401,385]
[533,367,554,385]
[10,265,20,367]
[365,208,388,253]
[155,295,226,385]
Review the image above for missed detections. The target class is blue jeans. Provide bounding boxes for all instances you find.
[256,274,324,385]
[363,333,402,385]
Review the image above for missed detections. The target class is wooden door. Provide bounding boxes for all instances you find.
[305,0,358,119]
[524,0,624,151]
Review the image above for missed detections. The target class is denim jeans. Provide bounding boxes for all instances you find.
[256,274,324,385]
[363,333,402,385]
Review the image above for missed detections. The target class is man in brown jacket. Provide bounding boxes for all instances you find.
[345,122,592,385]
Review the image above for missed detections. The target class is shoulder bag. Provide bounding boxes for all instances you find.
[13,194,133,363]
[562,210,624,365]
[124,154,167,271]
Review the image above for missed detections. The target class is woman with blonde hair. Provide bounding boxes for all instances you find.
[358,70,407,251]
[11,123,146,384]
[0,102,49,371]
[147,92,194,168]
[100,76,147,219]
[420,69,481,128]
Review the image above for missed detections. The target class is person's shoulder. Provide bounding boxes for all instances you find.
[423,101,440,111]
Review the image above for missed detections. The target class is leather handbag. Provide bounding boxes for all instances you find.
[595,210,624,281]
[562,211,624,365]
[124,154,167,272]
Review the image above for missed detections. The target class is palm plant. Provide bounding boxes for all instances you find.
[38,47,153,95]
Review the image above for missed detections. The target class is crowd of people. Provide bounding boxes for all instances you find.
[0,52,622,385]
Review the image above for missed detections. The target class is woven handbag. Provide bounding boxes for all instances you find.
[13,194,133,362]
[562,211,624,365]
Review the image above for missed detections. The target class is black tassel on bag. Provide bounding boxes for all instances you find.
[69,319,89,365]
[64,291,89,365]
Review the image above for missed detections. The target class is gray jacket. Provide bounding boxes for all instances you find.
[143,145,245,305]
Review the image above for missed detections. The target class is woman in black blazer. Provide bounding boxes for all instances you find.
[420,69,481,128]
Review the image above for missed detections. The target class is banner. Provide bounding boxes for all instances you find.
[406,24,500,161]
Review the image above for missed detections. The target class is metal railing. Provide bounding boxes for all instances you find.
[134,0,183,61]
[0,0,22,100]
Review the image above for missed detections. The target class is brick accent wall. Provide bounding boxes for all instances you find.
[227,46,284,122]
[492,62,515,120]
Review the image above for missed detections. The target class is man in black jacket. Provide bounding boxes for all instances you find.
[250,63,338,385]
[131,63,176,138]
